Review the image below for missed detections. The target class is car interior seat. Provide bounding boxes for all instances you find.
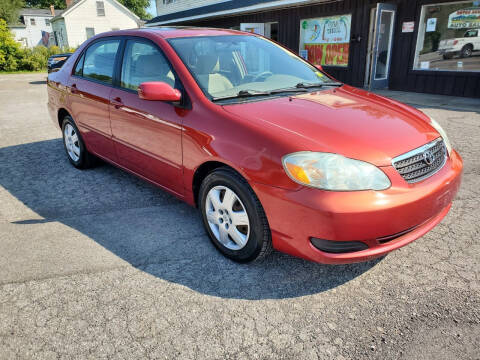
[195,54,234,96]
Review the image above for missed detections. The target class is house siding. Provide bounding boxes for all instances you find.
[51,18,68,49]
[60,0,139,48]
[10,15,53,47]
[156,0,225,17]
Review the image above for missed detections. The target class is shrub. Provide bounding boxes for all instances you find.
[0,18,23,71]
[1,20,77,72]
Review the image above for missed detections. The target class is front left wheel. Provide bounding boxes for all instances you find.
[199,168,272,263]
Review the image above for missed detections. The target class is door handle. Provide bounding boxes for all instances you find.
[70,83,78,94]
[111,97,123,109]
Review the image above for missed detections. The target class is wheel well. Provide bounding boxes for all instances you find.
[192,161,239,207]
[57,108,70,129]
[463,43,473,49]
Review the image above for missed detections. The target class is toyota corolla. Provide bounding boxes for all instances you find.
[47,27,463,264]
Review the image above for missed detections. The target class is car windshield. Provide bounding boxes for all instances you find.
[168,35,339,100]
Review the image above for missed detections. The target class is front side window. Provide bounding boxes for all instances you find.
[120,40,177,91]
[168,35,336,99]
[82,39,120,84]
[413,1,480,72]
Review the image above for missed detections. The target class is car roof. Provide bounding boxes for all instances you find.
[98,26,254,40]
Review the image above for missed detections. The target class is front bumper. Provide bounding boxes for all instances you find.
[251,150,463,264]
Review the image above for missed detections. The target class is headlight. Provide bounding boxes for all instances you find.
[429,118,452,156]
[282,152,391,191]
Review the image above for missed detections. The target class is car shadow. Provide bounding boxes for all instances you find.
[0,139,382,299]
[29,80,47,85]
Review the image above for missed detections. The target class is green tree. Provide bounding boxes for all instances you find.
[0,0,25,24]
[24,0,66,9]
[0,19,23,71]
[118,0,151,20]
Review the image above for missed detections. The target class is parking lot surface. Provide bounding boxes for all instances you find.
[0,73,479,359]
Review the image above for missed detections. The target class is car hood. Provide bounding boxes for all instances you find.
[221,85,439,166]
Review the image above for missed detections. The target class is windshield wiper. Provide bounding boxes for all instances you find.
[295,82,343,88]
[212,90,272,101]
[269,87,309,94]
[212,88,310,101]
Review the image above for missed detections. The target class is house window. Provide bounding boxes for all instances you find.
[96,1,105,16]
[163,0,175,4]
[30,18,36,25]
[45,19,50,26]
[413,1,480,72]
[86,27,95,39]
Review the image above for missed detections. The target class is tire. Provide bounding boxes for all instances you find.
[61,115,96,169]
[460,45,473,58]
[199,167,272,263]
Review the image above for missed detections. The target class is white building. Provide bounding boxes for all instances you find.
[50,0,142,49]
[9,8,63,48]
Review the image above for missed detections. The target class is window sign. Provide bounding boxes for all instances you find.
[426,18,437,32]
[299,14,351,67]
[414,1,480,72]
[402,21,415,32]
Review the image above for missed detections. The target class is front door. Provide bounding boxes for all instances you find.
[368,3,396,90]
[109,38,184,196]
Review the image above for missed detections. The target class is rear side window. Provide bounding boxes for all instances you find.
[120,40,177,91]
[82,39,120,84]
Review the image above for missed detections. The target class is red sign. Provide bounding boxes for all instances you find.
[304,43,349,66]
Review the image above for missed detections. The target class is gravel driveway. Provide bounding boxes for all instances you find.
[0,73,478,359]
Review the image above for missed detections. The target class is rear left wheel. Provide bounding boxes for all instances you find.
[61,116,96,169]
[199,168,272,263]
[460,45,473,58]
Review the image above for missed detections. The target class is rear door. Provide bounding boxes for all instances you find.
[109,38,185,196]
[68,38,121,160]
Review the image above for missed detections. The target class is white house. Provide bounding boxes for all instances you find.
[9,8,63,48]
[50,0,142,49]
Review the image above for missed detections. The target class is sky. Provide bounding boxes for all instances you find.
[146,0,157,17]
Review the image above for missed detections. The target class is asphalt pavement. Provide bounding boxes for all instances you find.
[0,73,479,359]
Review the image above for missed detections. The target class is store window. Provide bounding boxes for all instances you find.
[413,1,480,72]
[299,14,352,67]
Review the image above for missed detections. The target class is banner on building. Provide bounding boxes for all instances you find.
[448,7,480,29]
[299,14,351,67]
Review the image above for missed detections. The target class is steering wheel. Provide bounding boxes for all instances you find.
[252,71,273,82]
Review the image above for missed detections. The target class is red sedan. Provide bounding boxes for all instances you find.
[47,28,463,264]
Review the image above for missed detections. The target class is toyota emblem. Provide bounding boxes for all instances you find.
[423,150,435,165]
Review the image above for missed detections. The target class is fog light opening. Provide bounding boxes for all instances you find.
[310,238,369,254]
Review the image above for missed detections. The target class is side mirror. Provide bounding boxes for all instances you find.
[138,82,181,102]
[315,64,323,71]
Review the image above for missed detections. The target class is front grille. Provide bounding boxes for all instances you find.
[392,138,447,183]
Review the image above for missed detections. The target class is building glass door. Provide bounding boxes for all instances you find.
[368,3,397,89]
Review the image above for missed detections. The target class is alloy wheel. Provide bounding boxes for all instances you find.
[205,185,250,250]
[64,123,80,162]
